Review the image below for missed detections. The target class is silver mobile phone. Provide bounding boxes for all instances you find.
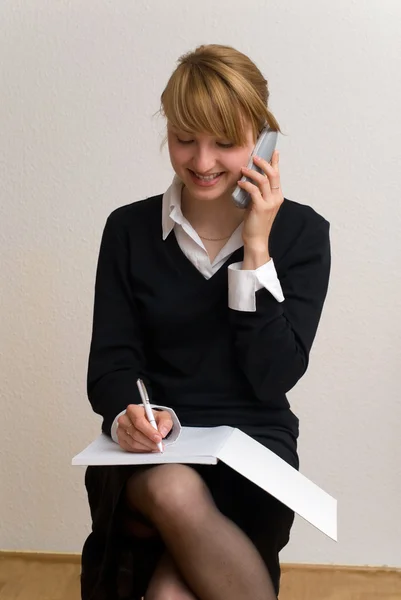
[232,126,278,209]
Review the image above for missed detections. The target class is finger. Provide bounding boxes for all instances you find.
[118,413,137,436]
[118,432,145,453]
[117,427,158,453]
[125,403,146,421]
[122,411,166,446]
[122,404,145,432]
[132,413,163,444]
[155,411,173,438]
[270,150,280,169]
[117,412,160,450]
[118,412,133,428]
[236,179,265,209]
[241,166,271,189]
[253,155,281,192]
[253,154,276,173]
[128,426,161,451]
[125,404,162,443]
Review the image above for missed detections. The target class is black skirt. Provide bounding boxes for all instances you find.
[81,430,298,600]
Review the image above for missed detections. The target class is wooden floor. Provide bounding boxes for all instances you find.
[0,554,400,599]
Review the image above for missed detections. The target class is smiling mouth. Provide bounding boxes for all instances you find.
[190,170,224,180]
[187,170,225,187]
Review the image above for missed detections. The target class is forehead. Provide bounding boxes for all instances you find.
[168,124,219,136]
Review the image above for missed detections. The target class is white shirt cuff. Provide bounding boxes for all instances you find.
[111,404,182,444]
[228,258,285,312]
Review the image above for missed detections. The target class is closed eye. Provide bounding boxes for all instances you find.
[176,138,234,149]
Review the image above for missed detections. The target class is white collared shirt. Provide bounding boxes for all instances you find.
[110,174,285,442]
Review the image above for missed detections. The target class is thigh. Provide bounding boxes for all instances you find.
[125,463,214,519]
[146,551,197,600]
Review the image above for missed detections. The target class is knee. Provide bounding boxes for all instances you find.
[146,586,195,600]
[135,464,212,522]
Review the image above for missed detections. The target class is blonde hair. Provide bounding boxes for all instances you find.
[154,44,281,150]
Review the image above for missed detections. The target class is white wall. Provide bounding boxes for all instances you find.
[1,0,400,567]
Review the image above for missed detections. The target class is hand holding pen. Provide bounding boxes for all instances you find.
[116,379,172,453]
[136,378,163,453]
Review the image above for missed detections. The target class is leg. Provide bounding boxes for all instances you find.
[126,464,277,600]
[145,551,198,600]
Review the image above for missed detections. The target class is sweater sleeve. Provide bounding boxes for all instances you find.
[87,213,146,436]
[229,218,330,400]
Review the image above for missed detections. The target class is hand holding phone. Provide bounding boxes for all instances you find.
[232,126,278,209]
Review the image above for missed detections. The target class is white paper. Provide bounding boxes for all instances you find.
[216,429,337,541]
[72,426,233,466]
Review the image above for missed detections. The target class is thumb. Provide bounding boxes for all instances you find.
[156,411,173,438]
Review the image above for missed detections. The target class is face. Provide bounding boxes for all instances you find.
[167,122,256,203]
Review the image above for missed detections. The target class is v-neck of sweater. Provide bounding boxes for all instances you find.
[163,224,245,284]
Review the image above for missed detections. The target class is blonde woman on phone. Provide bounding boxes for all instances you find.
[82,44,331,600]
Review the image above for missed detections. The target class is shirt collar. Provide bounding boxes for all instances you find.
[161,174,185,240]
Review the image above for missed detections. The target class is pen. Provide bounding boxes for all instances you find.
[136,378,164,453]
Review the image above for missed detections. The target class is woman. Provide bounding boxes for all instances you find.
[82,44,331,600]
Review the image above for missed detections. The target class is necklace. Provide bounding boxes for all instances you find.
[198,224,240,242]
[198,233,231,241]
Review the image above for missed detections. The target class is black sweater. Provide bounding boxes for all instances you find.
[87,194,330,449]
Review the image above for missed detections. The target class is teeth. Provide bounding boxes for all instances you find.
[194,172,221,181]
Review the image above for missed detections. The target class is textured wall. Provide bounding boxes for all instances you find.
[1,0,400,566]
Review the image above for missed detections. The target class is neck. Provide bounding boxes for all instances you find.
[181,185,244,236]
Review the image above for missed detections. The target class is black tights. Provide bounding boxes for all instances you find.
[125,464,277,600]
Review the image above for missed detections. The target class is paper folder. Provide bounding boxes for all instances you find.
[72,425,337,541]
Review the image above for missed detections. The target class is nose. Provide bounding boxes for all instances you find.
[191,145,219,174]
